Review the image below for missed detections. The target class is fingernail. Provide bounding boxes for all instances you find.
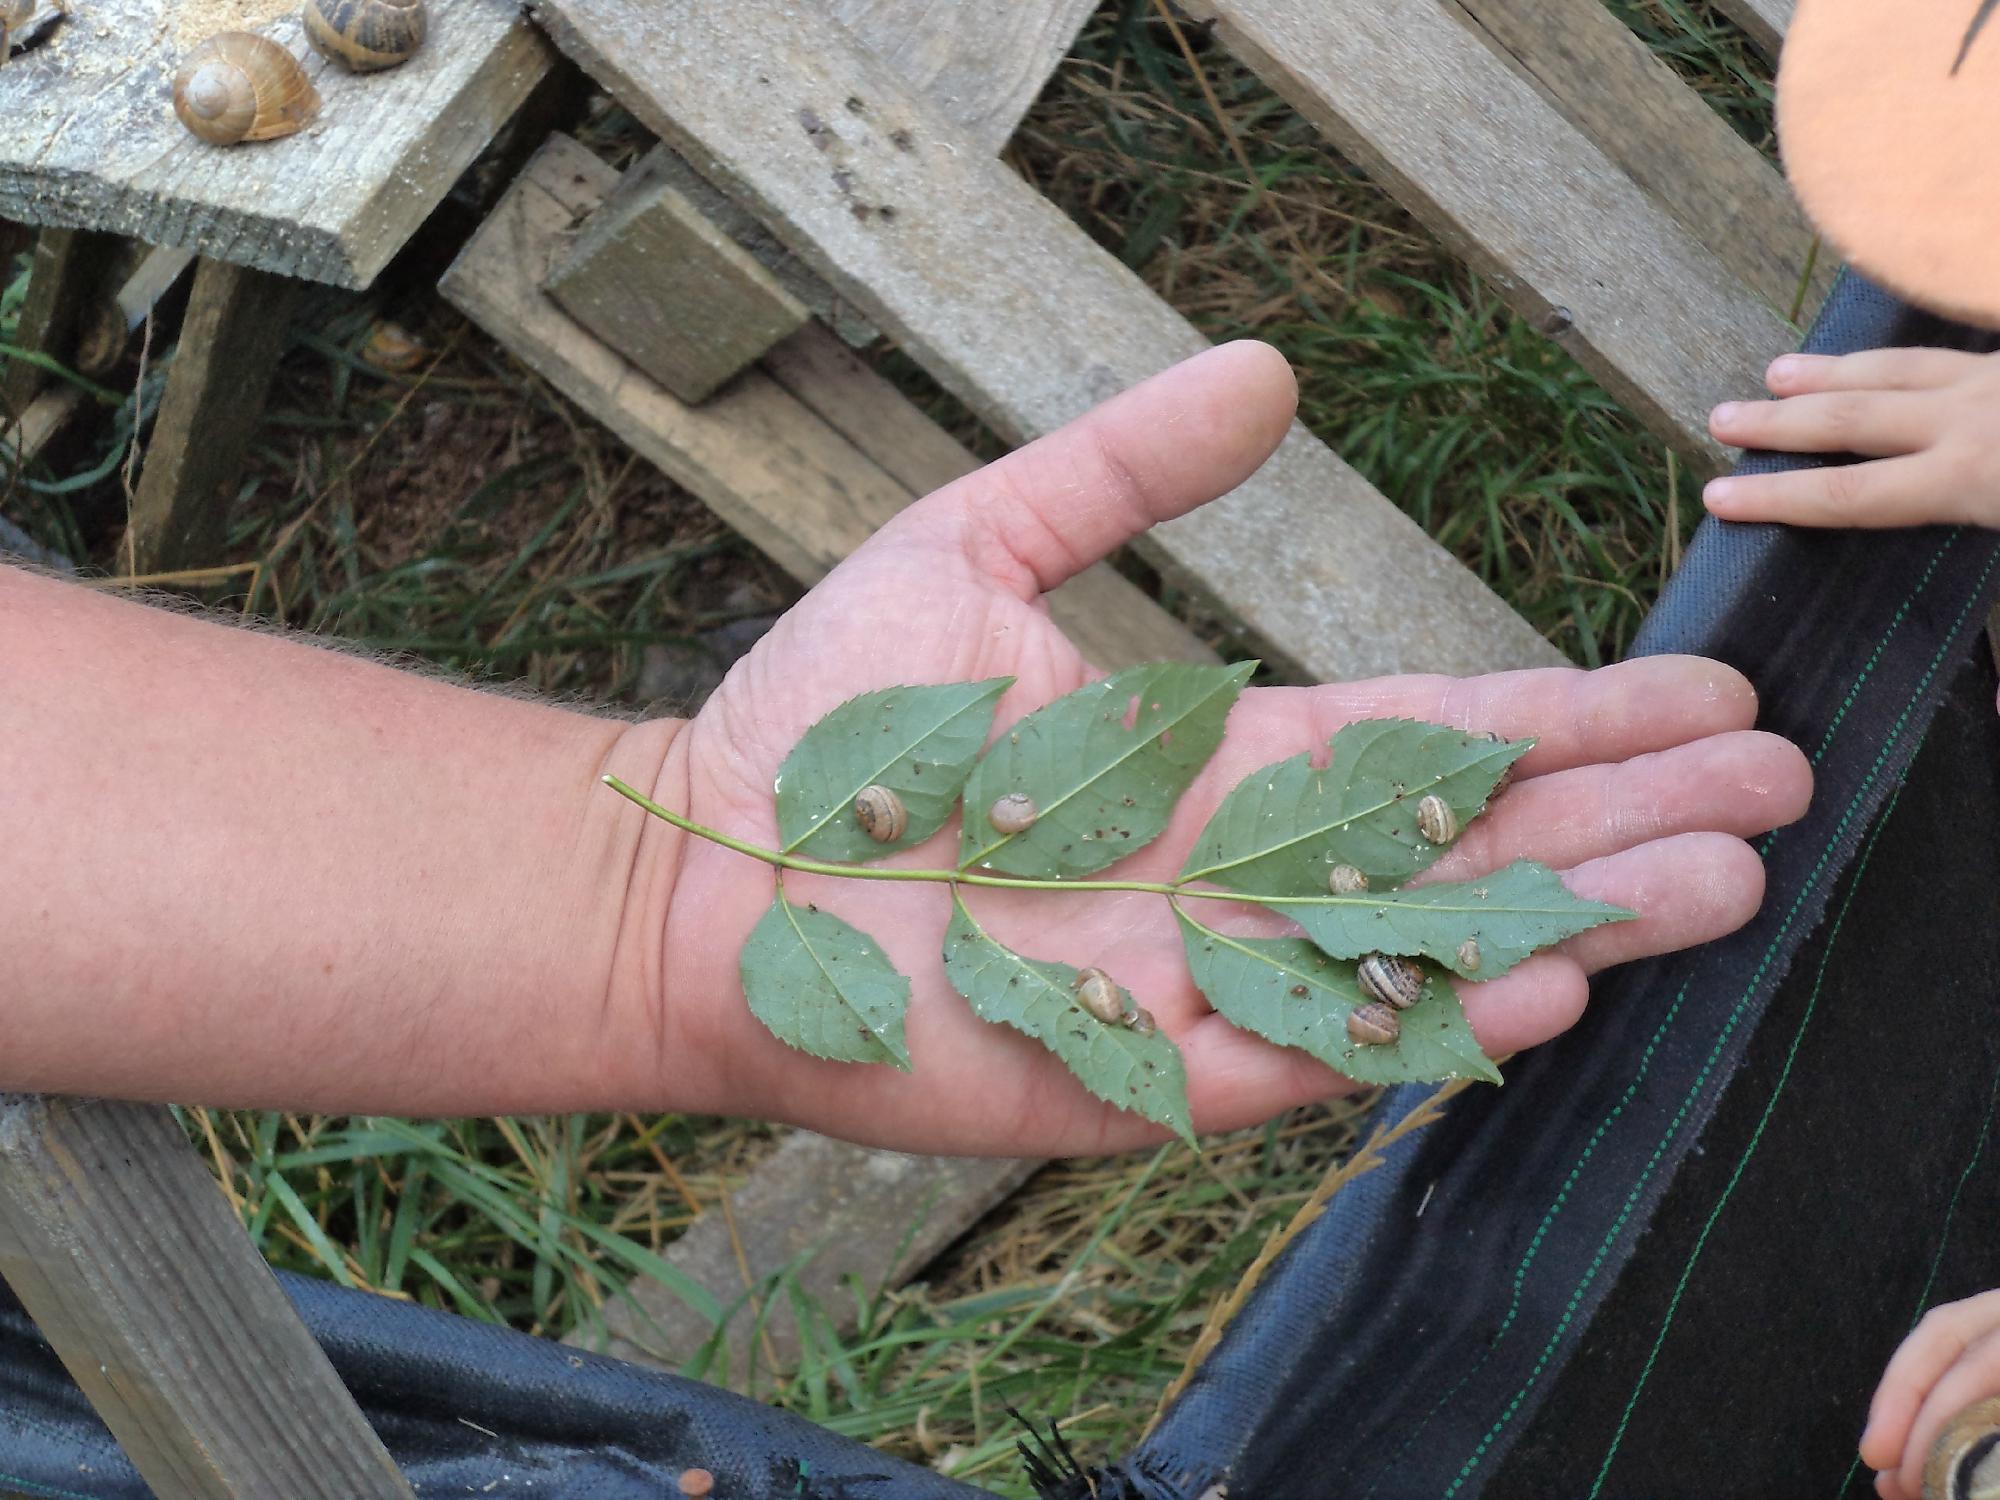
[1769,355,1806,381]
[1711,402,1742,428]
[1704,478,1737,508]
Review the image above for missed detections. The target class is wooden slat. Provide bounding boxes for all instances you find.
[526,0,1561,682]
[1,384,81,472]
[0,1096,414,1498]
[0,0,552,288]
[442,137,1217,672]
[123,258,299,574]
[1183,0,1795,476]
[1453,0,1829,318]
[0,227,119,415]
[1710,0,1792,60]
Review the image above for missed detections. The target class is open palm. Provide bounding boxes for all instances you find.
[646,343,1812,1155]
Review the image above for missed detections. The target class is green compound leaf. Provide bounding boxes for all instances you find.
[1180,718,1529,896]
[740,891,911,1068]
[959,661,1255,878]
[777,678,1012,861]
[942,895,1194,1143]
[1282,860,1632,980]
[1175,909,1499,1086]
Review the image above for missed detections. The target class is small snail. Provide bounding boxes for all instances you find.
[1126,1006,1157,1038]
[1456,937,1482,974]
[1415,793,1459,846]
[173,33,319,145]
[1346,1002,1401,1047]
[1327,863,1368,895]
[987,792,1038,835]
[1073,967,1125,1025]
[1357,953,1424,1011]
[1476,730,1519,797]
[361,320,427,373]
[852,784,907,843]
[304,0,427,71]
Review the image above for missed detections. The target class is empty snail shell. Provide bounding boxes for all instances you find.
[1126,1006,1157,1038]
[173,33,319,145]
[1415,793,1459,845]
[1327,863,1369,895]
[987,792,1038,835]
[1456,937,1482,974]
[1357,953,1425,1011]
[852,784,907,843]
[1475,730,1519,797]
[304,0,427,71]
[1346,1002,1401,1047]
[1073,967,1125,1025]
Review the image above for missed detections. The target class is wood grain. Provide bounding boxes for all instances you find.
[0,1096,414,1498]
[1,227,119,415]
[1186,0,1795,475]
[443,138,1217,672]
[1453,0,1829,318]
[1710,0,1792,59]
[528,0,1560,681]
[0,0,552,288]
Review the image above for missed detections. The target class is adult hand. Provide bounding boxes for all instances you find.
[636,343,1814,1155]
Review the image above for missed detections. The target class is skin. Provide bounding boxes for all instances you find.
[1862,1291,2000,1500]
[0,341,1813,1155]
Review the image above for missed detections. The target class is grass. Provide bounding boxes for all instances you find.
[0,3,1780,1491]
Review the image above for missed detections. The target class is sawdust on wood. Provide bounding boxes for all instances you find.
[173,0,299,51]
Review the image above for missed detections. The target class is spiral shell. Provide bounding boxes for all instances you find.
[852,784,907,843]
[173,33,319,145]
[1073,967,1125,1025]
[987,792,1038,835]
[1456,937,1482,974]
[304,0,427,71]
[1327,863,1369,895]
[1357,953,1424,1011]
[1346,1002,1401,1046]
[1126,1006,1157,1038]
[1923,1395,2000,1500]
[1415,793,1459,845]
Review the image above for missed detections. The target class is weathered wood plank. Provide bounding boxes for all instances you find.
[1179,0,1795,475]
[829,0,1098,156]
[1452,0,1829,318]
[1,383,80,473]
[0,0,552,288]
[0,1096,414,1498]
[123,258,298,574]
[547,171,809,404]
[1,227,119,416]
[443,137,1216,672]
[575,1131,1037,1378]
[1709,0,1792,60]
[528,0,1560,681]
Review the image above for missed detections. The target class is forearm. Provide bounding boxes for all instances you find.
[0,564,686,1113]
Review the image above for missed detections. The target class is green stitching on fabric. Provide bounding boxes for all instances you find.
[1809,533,1957,767]
[1585,783,1907,1494]
[0,1466,105,1499]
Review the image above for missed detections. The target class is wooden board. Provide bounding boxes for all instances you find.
[0,0,553,288]
[1453,0,1829,318]
[1711,0,1792,59]
[442,137,1218,673]
[526,0,1562,682]
[1184,0,1795,476]
[1,227,118,414]
[0,1096,414,1498]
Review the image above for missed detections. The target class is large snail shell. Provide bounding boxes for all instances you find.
[174,33,319,145]
[1357,953,1425,1011]
[1073,967,1125,1025]
[852,784,908,843]
[304,0,427,71]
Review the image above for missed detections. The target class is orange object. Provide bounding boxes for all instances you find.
[676,1468,715,1498]
[1778,0,2000,328]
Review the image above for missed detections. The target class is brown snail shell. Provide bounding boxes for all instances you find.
[1126,1006,1157,1038]
[852,784,907,843]
[1415,793,1459,845]
[1476,730,1519,797]
[1327,863,1369,895]
[1357,953,1425,1011]
[174,33,319,145]
[304,0,427,71]
[1924,1394,2000,1500]
[987,792,1038,835]
[1073,967,1125,1025]
[361,320,427,373]
[1346,1002,1401,1046]
[1456,937,1482,974]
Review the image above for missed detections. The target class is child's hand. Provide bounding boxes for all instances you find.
[1704,349,2000,527]
[1861,1289,2000,1499]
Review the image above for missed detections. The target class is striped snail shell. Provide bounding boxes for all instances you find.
[1456,937,1482,974]
[1073,967,1125,1025]
[1415,793,1460,845]
[1346,1002,1402,1047]
[852,784,907,843]
[304,0,427,71]
[987,792,1038,835]
[173,33,319,145]
[1126,1006,1157,1038]
[1357,953,1424,1011]
[1327,862,1369,895]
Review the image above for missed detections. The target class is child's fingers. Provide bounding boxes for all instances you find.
[1893,1326,2000,1500]
[1709,390,1938,457]
[1766,349,1985,396]
[1703,454,1946,527]
[1861,1292,2000,1478]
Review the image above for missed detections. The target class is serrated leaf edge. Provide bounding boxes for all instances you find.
[744,888,912,1070]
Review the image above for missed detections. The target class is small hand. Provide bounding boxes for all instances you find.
[1861,1290,2000,1500]
[642,342,1812,1156]
[1705,349,2000,528]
